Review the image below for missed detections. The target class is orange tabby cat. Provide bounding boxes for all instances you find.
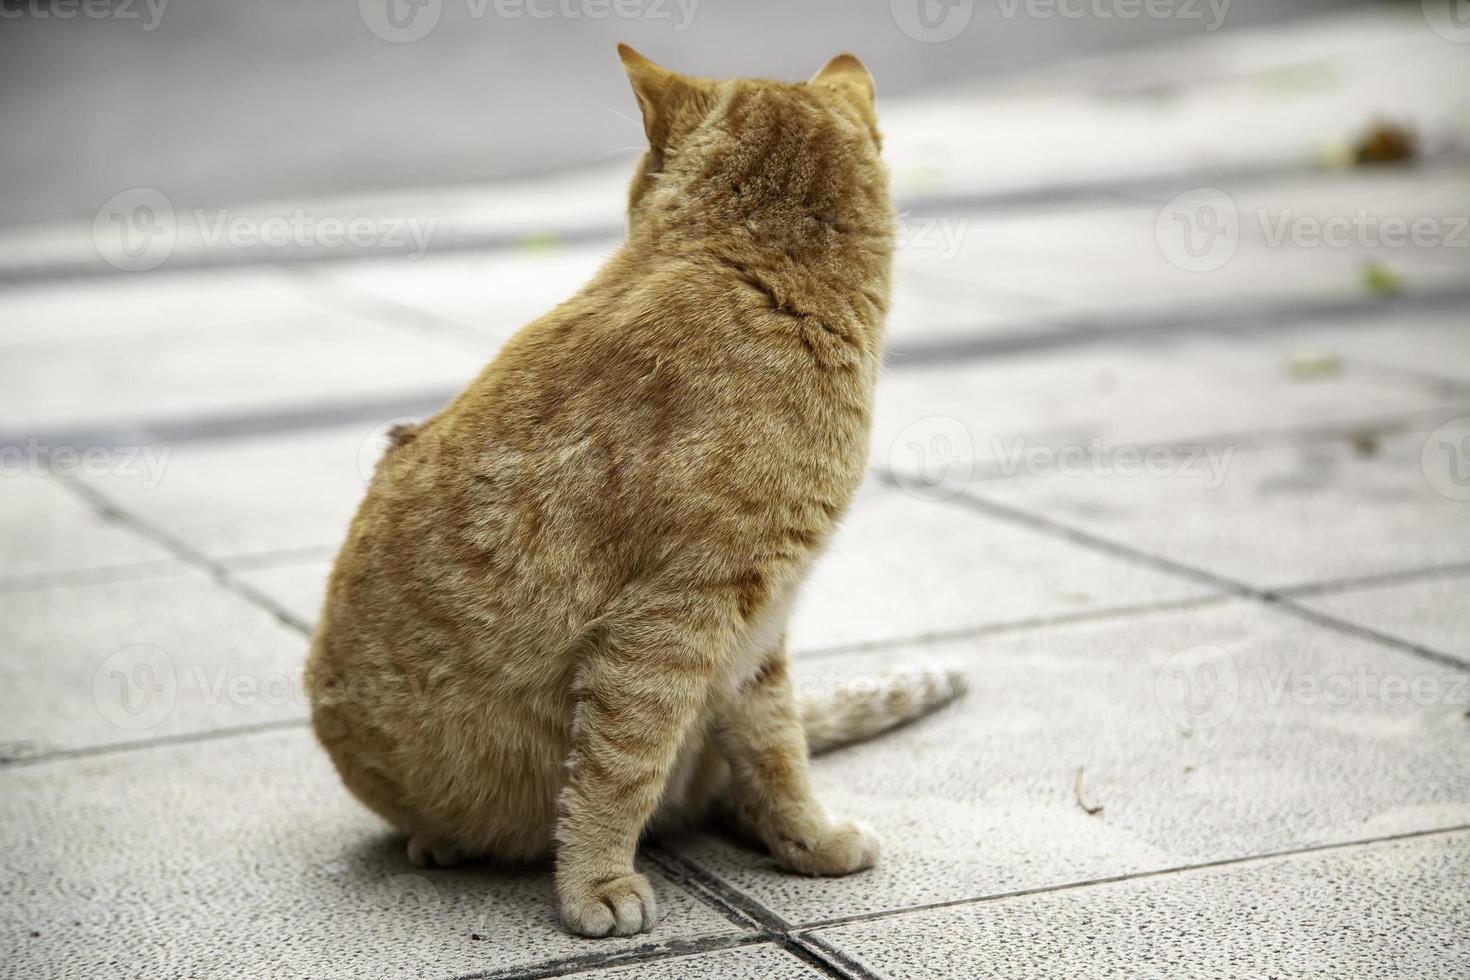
[306,46,964,938]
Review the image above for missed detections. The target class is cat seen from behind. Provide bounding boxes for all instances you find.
[307,45,965,938]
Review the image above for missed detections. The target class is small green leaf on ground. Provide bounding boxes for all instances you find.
[1362,261,1405,296]
[517,232,564,254]
[1287,351,1343,381]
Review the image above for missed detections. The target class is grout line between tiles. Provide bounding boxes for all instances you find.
[643,848,866,980]
[56,475,314,637]
[11,151,1468,289]
[961,403,1470,486]
[450,932,771,980]
[296,267,509,358]
[882,282,1470,369]
[894,470,1470,673]
[8,296,1470,458]
[790,592,1230,661]
[0,558,193,595]
[0,717,310,770]
[1276,560,1470,599]
[793,822,1470,935]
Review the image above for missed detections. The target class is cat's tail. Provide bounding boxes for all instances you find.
[798,661,967,755]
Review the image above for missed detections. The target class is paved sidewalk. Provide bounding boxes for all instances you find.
[3,9,1469,979]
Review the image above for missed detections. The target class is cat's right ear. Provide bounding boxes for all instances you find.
[617,44,681,145]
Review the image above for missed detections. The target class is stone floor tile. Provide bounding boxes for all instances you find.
[0,472,174,581]
[231,559,333,632]
[664,601,1470,924]
[0,266,344,348]
[1283,310,1470,391]
[810,830,1470,980]
[562,943,827,979]
[79,424,371,560]
[789,489,1210,654]
[2,297,477,435]
[1295,570,1470,665]
[0,728,743,980]
[973,420,1470,590]
[885,267,1067,347]
[872,315,1466,481]
[316,244,613,338]
[0,572,309,757]
[902,170,1469,323]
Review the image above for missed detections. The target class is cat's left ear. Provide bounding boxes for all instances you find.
[618,43,684,144]
[809,53,875,104]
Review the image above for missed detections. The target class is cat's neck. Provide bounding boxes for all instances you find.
[621,187,894,329]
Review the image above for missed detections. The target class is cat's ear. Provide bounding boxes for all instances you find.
[809,53,875,104]
[618,43,683,144]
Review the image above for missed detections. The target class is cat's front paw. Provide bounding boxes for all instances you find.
[776,819,881,877]
[559,872,659,937]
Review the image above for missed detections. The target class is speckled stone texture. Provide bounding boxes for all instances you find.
[665,601,1470,924]
[0,572,309,758]
[0,474,175,583]
[810,831,1470,979]
[1296,571,1470,665]
[0,728,746,979]
[973,424,1470,590]
[560,943,830,978]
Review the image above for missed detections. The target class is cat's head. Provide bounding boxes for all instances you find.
[616,46,890,245]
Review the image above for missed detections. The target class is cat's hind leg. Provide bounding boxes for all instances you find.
[714,642,880,877]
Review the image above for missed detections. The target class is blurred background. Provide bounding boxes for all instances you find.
[0,0,1382,225]
[3,2,1469,978]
